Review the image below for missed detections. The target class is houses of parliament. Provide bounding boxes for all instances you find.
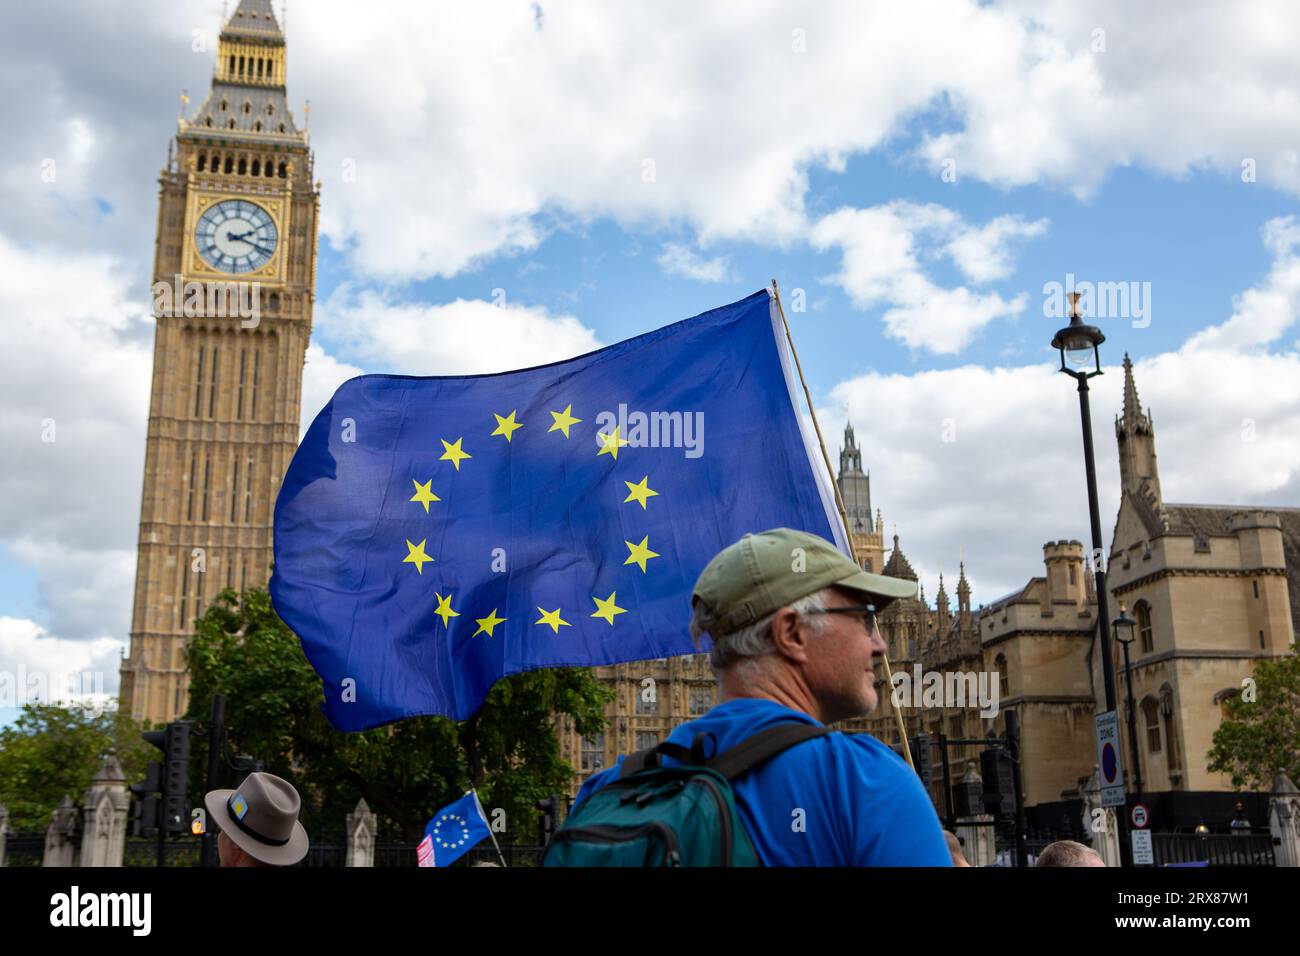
[558,367,1299,830]
[116,2,1296,836]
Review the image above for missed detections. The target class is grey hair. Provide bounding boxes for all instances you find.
[1034,840,1103,867]
[693,588,832,673]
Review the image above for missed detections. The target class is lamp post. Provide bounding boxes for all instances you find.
[1112,605,1143,804]
[1052,291,1130,866]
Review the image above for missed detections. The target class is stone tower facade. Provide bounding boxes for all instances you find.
[838,423,885,574]
[119,0,319,724]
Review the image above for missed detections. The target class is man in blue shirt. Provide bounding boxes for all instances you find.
[572,528,952,866]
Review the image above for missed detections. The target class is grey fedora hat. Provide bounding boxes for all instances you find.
[204,771,310,866]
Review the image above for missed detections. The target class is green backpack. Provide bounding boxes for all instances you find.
[542,723,831,867]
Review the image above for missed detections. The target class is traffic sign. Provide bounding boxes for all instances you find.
[1095,711,1126,807]
[1131,828,1154,865]
[1131,803,1149,829]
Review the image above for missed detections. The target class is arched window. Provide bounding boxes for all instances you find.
[995,653,1009,699]
[197,154,206,172]
[227,118,236,130]
[224,156,234,174]
[277,123,286,134]
[264,161,273,178]
[237,157,247,175]
[277,161,287,178]
[254,121,262,133]
[266,103,275,115]
[1135,600,1153,653]
[228,55,235,77]
[251,158,260,176]
[242,101,251,114]
[220,98,228,112]
[205,117,212,128]
[238,56,245,77]
[1160,684,1181,775]
[257,59,264,79]
[1142,697,1161,752]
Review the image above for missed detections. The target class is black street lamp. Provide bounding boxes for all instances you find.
[1052,291,1130,866]
[1113,605,1143,804]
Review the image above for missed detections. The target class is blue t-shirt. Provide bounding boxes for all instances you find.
[571,697,952,867]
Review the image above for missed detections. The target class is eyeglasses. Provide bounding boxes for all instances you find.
[804,604,879,635]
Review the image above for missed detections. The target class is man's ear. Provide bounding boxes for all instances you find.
[768,606,809,662]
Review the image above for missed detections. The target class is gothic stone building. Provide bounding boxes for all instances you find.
[1093,355,1298,825]
[119,0,319,724]
[561,374,1298,833]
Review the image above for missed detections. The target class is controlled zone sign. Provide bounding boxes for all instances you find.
[1095,710,1126,808]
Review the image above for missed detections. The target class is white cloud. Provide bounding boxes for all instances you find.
[825,218,1300,607]
[811,202,1041,353]
[657,242,730,282]
[0,616,122,713]
[1183,216,1300,352]
[0,234,151,602]
[8,2,1300,282]
[945,215,1050,284]
[301,343,365,435]
[316,287,602,376]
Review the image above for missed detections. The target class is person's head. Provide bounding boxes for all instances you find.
[1034,839,1106,867]
[217,828,273,867]
[943,830,971,867]
[690,529,917,724]
[204,771,310,867]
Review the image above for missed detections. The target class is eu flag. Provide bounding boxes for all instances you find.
[422,791,492,867]
[271,290,843,730]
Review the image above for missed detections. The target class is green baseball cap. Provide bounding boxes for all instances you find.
[691,528,919,638]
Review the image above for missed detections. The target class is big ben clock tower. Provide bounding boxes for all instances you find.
[120,0,319,723]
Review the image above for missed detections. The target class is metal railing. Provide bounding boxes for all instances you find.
[1153,833,1275,867]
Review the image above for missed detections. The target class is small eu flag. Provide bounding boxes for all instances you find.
[423,792,492,867]
[271,290,843,730]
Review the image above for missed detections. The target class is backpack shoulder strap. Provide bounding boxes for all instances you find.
[708,723,833,780]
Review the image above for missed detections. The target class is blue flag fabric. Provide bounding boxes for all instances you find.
[271,290,844,730]
[424,791,491,867]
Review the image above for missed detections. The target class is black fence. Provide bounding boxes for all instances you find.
[299,833,545,867]
[2,832,46,867]
[1153,833,1275,867]
[3,830,544,867]
[123,837,202,867]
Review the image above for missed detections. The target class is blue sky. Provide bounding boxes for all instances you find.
[1,0,1298,724]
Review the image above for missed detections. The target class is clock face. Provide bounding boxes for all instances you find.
[194,199,278,274]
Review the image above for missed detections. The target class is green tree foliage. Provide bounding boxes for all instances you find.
[185,587,612,842]
[1207,644,1300,791]
[0,703,152,832]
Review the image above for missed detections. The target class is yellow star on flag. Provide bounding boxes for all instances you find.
[547,404,582,438]
[591,592,627,625]
[409,478,441,513]
[403,538,434,574]
[491,410,523,442]
[623,475,658,509]
[597,426,629,460]
[473,609,506,638]
[535,606,572,634]
[433,592,459,628]
[624,535,660,573]
[439,437,472,471]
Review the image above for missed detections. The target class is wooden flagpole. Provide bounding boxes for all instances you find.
[770,279,914,770]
